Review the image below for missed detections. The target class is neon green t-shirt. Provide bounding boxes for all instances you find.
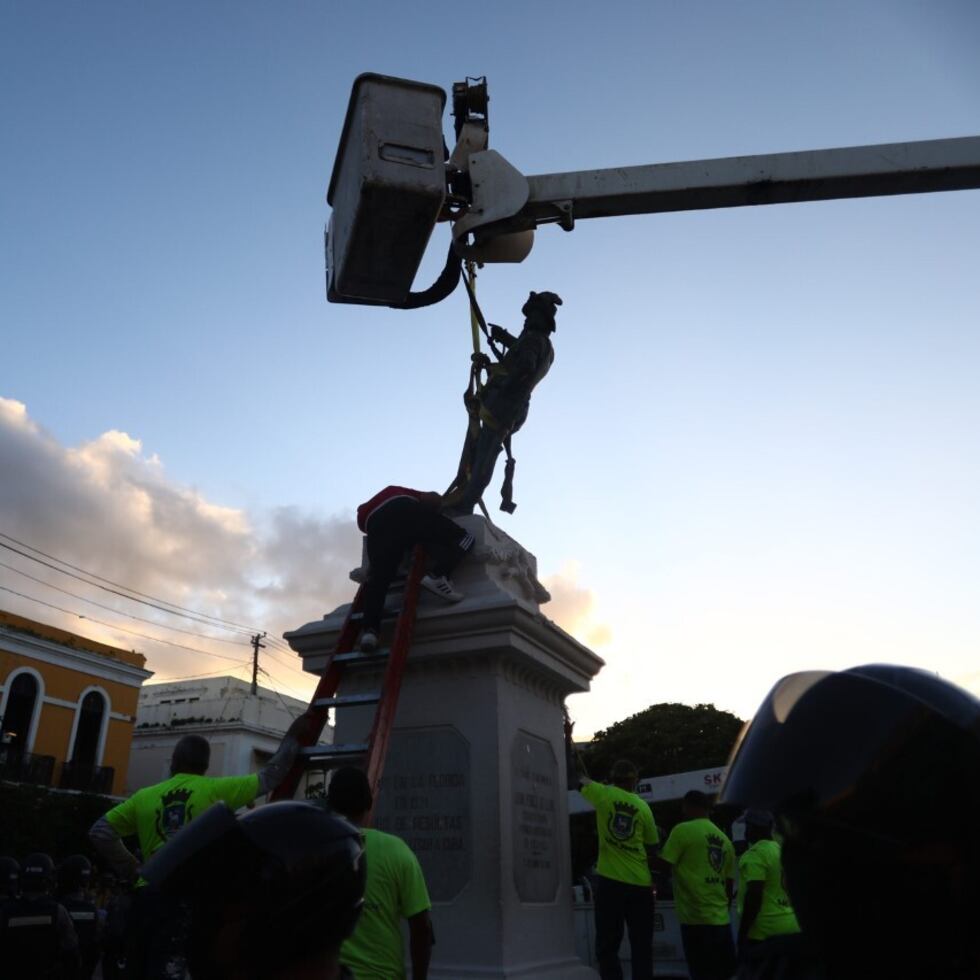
[340,829,431,980]
[104,772,259,862]
[660,818,734,925]
[737,838,800,940]
[580,780,659,886]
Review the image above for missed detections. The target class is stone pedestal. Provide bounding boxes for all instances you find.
[286,516,603,979]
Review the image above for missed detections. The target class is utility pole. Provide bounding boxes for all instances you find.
[250,633,266,696]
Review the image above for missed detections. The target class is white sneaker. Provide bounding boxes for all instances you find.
[421,575,463,602]
[360,629,379,652]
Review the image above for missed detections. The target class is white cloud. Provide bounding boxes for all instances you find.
[0,398,359,695]
[541,561,612,649]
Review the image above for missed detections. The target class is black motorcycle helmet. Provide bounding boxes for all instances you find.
[142,800,365,980]
[721,664,980,980]
[20,853,55,893]
[0,856,19,897]
[57,854,92,894]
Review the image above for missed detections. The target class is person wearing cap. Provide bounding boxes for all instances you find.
[327,767,433,980]
[89,712,314,880]
[355,486,474,653]
[0,852,79,980]
[443,289,562,516]
[140,799,366,980]
[721,664,980,980]
[57,854,102,979]
[735,810,799,961]
[657,790,736,980]
[577,757,659,980]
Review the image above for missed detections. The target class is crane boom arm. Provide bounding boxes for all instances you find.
[486,135,980,234]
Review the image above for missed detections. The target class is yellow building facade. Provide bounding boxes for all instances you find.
[0,610,153,796]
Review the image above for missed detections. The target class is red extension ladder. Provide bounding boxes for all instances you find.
[269,546,426,809]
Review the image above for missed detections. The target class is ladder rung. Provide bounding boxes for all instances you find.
[300,743,368,761]
[349,608,401,622]
[312,692,381,709]
[334,648,390,664]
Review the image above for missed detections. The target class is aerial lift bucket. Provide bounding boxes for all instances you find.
[326,73,447,305]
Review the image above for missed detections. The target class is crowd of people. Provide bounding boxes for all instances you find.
[0,485,475,980]
[576,663,980,980]
[0,851,129,979]
[1,735,431,980]
[4,485,979,980]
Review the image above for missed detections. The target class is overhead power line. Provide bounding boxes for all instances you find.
[0,584,252,665]
[264,645,306,672]
[153,666,250,683]
[0,529,313,662]
[0,559,250,647]
[257,665,314,716]
[0,531,271,638]
[257,666,303,719]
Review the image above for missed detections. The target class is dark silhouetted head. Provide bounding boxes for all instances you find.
[610,759,638,791]
[0,856,19,899]
[21,853,55,895]
[742,809,774,844]
[57,854,93,894]
[171,734,210,775]
[326,767,373,824]
[522,290,562,333]
[682,790,711,819]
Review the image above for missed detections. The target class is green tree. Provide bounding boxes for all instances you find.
[580,702,744,782]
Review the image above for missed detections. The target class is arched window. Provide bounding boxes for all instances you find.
[71,690,107,767]
[2,672,40,750]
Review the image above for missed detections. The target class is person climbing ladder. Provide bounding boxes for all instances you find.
[356,486,474,651]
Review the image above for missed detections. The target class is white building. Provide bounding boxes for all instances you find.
[128,676,332,797]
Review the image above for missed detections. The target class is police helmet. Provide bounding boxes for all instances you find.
[20,852,55,891]
[57,854,92,893]
[720,664,980,980]
[0,856,19,896]
[143,800,365,980]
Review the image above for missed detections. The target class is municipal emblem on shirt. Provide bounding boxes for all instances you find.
[608,801,639,841]
[706,833,725,873]
[155,788,193,841]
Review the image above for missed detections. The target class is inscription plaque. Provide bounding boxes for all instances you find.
[373,726,471,902]
[511,730,559,902]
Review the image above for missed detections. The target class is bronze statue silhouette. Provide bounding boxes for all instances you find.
[443,290,562,515]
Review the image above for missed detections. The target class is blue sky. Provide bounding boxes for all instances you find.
[2,1,980,736]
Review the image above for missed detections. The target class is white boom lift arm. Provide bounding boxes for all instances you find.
[325,73,980,306]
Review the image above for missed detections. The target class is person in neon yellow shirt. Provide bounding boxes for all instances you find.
[736,810,799,955]
[328,767,433,980]
[88,716,311,979]
[577,758,659,980]
[658,790,736,980]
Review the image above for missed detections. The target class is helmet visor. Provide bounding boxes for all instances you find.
[719,668,963,818]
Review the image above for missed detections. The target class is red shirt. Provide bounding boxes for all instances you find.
[356,486,425,532]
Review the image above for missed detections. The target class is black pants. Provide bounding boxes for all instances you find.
[735,933,818,980]
[680,923,737,980]
[362,498,470,631]
[123,887,191,980]
[594,875,654,980]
